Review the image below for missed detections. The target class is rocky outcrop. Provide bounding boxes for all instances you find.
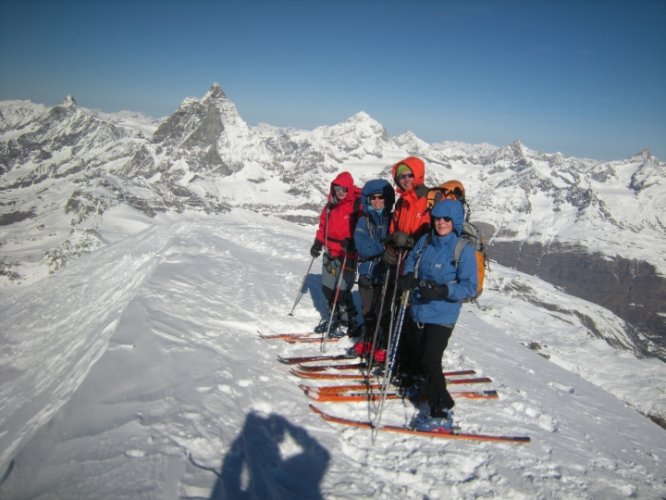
[489,239,665,358]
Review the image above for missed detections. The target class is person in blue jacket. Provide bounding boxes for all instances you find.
[400,199,477,431]
[353,179,395,354]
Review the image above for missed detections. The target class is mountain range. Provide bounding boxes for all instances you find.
[1,82,664,362]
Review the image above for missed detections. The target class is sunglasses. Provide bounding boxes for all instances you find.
[369,194,384,200]
[398,173,414,181]
[433,216,453,222]
[333,186,348,193]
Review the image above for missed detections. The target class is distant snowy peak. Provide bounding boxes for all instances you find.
[311,111,390,158]
[316,110,387,136]
[0,100,48,133]
[629,151,663,193]
[490,139,533,164]
[393,131,430,153]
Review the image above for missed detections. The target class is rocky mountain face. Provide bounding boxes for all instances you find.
[0,83,664,359]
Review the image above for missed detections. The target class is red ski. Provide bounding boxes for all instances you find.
[299,363,476,374]
[297,362,367,372]
[278,354,357,365]
[303,387,499,403]
[290,368,490,383]
[286,336,341,344]
[258,331,341,344]
[258,330,316,339]
[309,405,530,444]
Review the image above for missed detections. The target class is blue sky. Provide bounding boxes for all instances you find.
[1,0,665,161]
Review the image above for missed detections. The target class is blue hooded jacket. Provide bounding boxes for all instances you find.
[404,199,477,326]
[354,179,396,282]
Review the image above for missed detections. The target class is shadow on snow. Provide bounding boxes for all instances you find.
[210,412,330,500]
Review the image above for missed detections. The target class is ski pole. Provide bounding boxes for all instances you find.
[372,287,410,440]
[368,249,404,375]
[365,264,393,374]
[371,250,406,429]
[288,255,316,316]
[321,252,348,352]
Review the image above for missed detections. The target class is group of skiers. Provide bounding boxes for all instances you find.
[309,156,478,431]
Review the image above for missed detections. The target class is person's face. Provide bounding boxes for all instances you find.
[397,172,414,191]
[334,185,348,200]
[369,193,385,209]
[433,216,453,236]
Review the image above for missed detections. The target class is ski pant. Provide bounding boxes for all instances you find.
[358,271,393,348]
[321,253,357,325]
[402,320,455,417]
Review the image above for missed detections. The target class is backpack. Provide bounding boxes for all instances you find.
[425,180,466,210]
[453,220,487,301]
[426,180,487,300]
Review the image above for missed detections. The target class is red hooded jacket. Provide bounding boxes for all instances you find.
[389,156,430,239]
[315,171,359,259]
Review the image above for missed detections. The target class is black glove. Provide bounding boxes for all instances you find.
[399,272,418,291]
[310,240,323,258]
[382,247,398,266]
[417,282,449,301]
[391,231,414,250]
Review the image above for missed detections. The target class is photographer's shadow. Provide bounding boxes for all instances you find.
[303,273,329,318]
[211,412,330,500]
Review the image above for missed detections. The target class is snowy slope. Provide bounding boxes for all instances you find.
[0,209,664,499]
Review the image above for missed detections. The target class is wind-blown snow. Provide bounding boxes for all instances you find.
[0,209,664,499]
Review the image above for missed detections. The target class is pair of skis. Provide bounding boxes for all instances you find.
[261,331,531,444]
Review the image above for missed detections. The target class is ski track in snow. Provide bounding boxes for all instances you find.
[0,210,664,499]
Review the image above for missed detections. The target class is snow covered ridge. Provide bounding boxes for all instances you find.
[0,211,664,498]
[0,83,664,350]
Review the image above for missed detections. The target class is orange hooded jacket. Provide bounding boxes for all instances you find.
[389,156,430,239]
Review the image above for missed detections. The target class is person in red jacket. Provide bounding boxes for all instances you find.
[310,171,360,337]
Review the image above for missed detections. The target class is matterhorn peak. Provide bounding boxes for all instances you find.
[203,83,227,102]
[61,95,77,108]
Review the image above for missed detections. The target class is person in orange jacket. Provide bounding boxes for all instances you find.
[310,171,360,337]
[380,156,431,383]
[383,156,431,267]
